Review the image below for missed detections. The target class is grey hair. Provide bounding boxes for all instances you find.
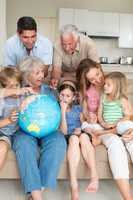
[18,56,44,80]
[60,24,79,39]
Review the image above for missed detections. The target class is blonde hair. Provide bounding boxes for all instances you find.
[0,67,22,87]
[105,71,128,100]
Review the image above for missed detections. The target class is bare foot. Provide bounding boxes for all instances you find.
[85,178,99,193]
[71,187,80,200]
[92,136,101,146]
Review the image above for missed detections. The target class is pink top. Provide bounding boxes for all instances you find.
[86,85,100,113]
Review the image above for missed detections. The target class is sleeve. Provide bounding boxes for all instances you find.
[80,105,83,113]
[53,43,62,69]
[0,98,5,117]
[41,84,57,99]
[86,37,100,63]
[4,40,17,66]
[38,39,53,65]
[76,105,83,115]
[81,121,90,130]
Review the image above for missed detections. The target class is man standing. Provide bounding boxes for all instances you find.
[4,16,53,76]
[50,24,99,88]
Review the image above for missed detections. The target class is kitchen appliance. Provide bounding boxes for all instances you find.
[100,57,109,64]
[119,56,133,65]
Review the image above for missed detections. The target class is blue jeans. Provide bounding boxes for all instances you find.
[12,130,66,193]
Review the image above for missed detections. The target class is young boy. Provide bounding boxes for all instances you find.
[0,67,30,169]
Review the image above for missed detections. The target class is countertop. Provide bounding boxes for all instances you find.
[102,64,133,71]
[102,64,133,79]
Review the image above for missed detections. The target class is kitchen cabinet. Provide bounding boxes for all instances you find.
[119,14,133,48]
[102,12,119,37]
[59,8,119,37]
[74,9,89,33]
[87,11,104,36]
[78,11,119,37]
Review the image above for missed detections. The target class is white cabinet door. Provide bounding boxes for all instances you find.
[87,11,103,36]
[59,8,74,30]
[74,9,89,32]
[103,13,119,37]
[87,12,119,37]
[119,14,133,48]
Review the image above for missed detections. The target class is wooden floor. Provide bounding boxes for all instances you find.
[0,180,128,200]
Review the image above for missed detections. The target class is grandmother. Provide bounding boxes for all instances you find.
[12,56,66,200]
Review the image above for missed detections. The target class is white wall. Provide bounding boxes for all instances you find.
[0,0,6,64]
[6,0,133,37]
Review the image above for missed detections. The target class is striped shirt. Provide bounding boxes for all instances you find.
[102,96,124,124]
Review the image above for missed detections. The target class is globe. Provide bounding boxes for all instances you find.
[18,94,61,138]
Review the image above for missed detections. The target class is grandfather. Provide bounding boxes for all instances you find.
[4,16,52,76]
[50,24,99,88]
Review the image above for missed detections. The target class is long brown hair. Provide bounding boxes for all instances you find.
[76,58,104,99]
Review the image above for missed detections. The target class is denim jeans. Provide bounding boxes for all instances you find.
[12,130,66,193]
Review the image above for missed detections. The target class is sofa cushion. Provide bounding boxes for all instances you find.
[0,145,133,179]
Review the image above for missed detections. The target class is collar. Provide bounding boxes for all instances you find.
[75,39,80,52]
[22,81,30,87]
[34,38,38,48]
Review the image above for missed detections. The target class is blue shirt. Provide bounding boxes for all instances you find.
[4,34,53,66]
[39,84,58,102]
[66,105,82,135]
[0,97,21,136]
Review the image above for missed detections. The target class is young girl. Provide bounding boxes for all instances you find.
[59,80,99,200]
[89,71,133,172]
[0,67,23,169]
[92,71,133,137]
